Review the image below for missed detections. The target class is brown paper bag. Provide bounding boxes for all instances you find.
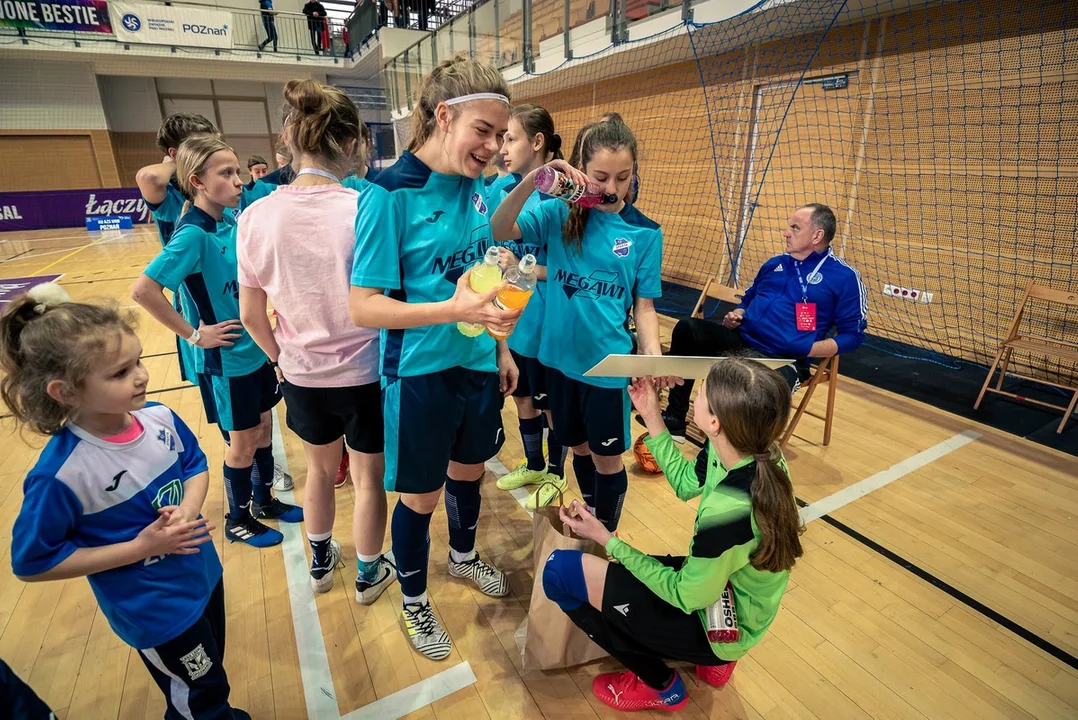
[522,487,609,670]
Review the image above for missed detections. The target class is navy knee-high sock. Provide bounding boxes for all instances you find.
[546,419,567,478]
[252,445,274,504]
[519,415,546,472]
[573,453,596,512]
[594,468,628,532]
[445,477,482,559]
[223,463,253,522]
[391,500,432,602]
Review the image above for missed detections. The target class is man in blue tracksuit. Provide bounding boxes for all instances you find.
[659,203,867,441]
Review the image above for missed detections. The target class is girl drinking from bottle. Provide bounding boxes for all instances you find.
[487,104,568,508]
[238,79,394,601]
[490,119,667,533]
[544,358,803,712]
[349,54,521,661]
[131,136,302,550]
[2,285,250,720]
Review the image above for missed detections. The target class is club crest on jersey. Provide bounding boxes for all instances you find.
[808,272,823,285]
[180,644,213,681]
[153,478,184,510]
[157,428,176,451]
[471,192,488,216]
[612,237,632,258]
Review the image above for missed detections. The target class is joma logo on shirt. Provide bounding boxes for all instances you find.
[554,269,626,301]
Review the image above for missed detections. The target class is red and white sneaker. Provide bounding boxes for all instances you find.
[695,661,736,688]
[334,454,349,489]
[592,670,689,712]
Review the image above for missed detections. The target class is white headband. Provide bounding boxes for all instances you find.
[444,92,510,106]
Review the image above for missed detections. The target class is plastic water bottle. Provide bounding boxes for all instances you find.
[534,166,618,208]
[457,246,503,337]
[488,254,537,340]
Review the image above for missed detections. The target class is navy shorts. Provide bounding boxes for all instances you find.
[383,367,506,494]
[546,368,631,456]
[205,363,282,432]
[281,380,383,453]
[509,349,550,410]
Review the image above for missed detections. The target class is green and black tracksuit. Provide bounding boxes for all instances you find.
[566,429,791,686]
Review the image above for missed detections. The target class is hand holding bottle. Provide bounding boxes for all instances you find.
[452,269,520,337]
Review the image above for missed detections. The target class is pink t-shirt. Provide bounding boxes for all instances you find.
[236,184,379,388]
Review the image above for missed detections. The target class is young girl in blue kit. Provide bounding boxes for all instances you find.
[486,104,569,508]
[349,54,521,661]
[491,119,670,533]
[2,284,248,720]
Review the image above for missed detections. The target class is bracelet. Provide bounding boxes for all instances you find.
[186,326,201,345]
[269,360,279,369]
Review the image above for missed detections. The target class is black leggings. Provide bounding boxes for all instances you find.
[666,317,806,422]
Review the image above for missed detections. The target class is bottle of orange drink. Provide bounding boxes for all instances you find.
[488,254,537,340]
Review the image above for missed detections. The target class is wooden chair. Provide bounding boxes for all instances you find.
[684,276,840,448]
[780,355,839,448]
[974,281,1078,434]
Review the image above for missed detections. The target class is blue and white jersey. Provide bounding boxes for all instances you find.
[10,403,222,650]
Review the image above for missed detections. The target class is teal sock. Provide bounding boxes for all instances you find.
[357,555,380,583]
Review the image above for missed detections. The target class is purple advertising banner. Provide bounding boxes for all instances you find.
[0,275,64,305]
[0,188,153,232]
[0,0,112,32]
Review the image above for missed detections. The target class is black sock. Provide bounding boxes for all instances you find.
[573,453,596,511]
[445,477,482,557]
[252,445,274,504]
[594,467,628,532]
[308,530,332,569]
[546,420,567,478]
[223,463,253,522]
[565,604,674,689]
[391,500,432,600]
[519,415,546,472]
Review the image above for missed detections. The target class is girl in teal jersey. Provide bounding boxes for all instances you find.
[350,55,521,661]
[491,120,673,534]
[132,136,302,550]
[488,105,570,507]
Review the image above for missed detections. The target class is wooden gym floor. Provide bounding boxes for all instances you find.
[0,225,1075,719]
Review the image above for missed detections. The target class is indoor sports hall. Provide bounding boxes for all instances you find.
[0,0,1075,718]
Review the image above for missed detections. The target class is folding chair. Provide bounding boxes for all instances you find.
[688,277,840,447]
[974,281,1078,434]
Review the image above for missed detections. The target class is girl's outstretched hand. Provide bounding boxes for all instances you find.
[628,376,662,424]
[559,500,613,547]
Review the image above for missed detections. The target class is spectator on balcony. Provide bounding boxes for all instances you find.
[258,0,278,52]
[303,0,328,54]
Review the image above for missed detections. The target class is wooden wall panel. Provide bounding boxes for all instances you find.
[110,132,160,188]
[0,133,104,192]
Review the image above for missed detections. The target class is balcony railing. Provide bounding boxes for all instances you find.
[382,0,689,111]
[0,0,350,59]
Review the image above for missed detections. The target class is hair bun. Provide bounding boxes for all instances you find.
[283,79,330,115]
[548,133,562,153]
[26,283,70,315]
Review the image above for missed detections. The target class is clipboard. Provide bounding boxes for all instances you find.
[583,354,795,379]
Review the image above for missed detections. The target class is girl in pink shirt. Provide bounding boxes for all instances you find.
[236,79,394,602]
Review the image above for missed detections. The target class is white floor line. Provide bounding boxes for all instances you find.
[338,662,478,720]
[272,409,481,719]
[270,410,341,720]
[485,457,533,517]
[799,429,981,524]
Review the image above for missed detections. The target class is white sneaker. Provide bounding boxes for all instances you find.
[310,539,342,593]
[272,464,293,491]
[402,601,453,661]
[447,552,510,597]
[355,551,397,606]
